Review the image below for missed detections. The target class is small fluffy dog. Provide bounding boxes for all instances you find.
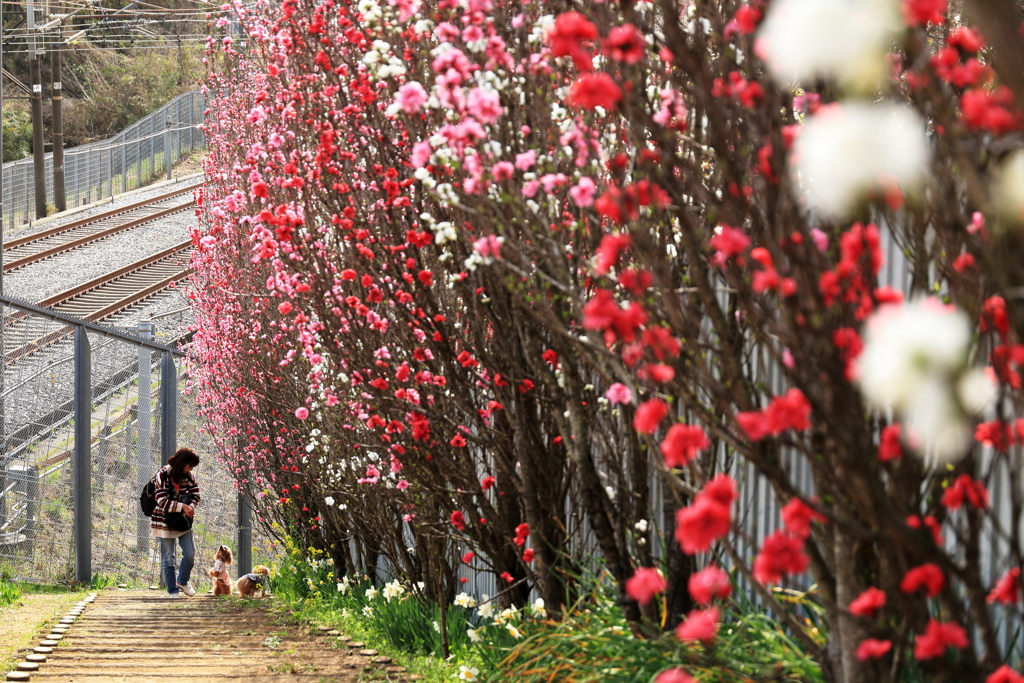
[235,565,270,598]
[208,545,233,596]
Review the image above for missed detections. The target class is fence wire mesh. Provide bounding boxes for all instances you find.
[3,90,206,231]
[0,299,244,588]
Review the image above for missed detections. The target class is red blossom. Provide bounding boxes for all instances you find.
[514,523,530,546]
[709,225,751,267]
[976,420,1015,451]
[626,567,667,605]
[659,423,710,467]
[702,473,739,507]
[450,511,466,530]
[462,551,475,564]
[961,87,1020,136]
[688,565,731,605]
[849,587,887,618]
[480,476,496,491]
[902,0,947,26]
[948,26,985,53]
[634,398,669,434]
[675,496,731,555]
[582,289,648,343]
[942,474,990,510]
[737,389,812,441]
[900,563,945,597]
[567,72,623,111]
[981,295,1010,337]
[675,606,720,644]
[753,531,809,584]
[595,233,633,275]
[987,567,1021,605]
[913,620,968,660]
[989,666,1024,683]
[450,433,467,447]
[603,24,646,64]
[879,424,903,462]
[856,638,893,661]
[522,548,535,563]
[500,571,514,583]
[780,498,825,539]
[732,5,762,34]
[547,12,598,71]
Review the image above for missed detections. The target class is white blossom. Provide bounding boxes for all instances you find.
[794,102,930,217]
[758,0,901,91]
[454,592,477,608]
[995,149,1024,223]
[856,299,985,464]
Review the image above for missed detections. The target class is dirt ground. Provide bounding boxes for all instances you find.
[5,589,414,682]
[0,591,90,672]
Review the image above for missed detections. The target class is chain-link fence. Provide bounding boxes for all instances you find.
[3,90,206,231]
[0,293,250,588]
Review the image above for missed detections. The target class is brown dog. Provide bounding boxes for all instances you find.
[208,545,233,596]
[235,565,270,598]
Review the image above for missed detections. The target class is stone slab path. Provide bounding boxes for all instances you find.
[6,590,411,683]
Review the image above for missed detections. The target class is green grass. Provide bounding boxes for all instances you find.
[493,575,826,683]
[267,539,828,683]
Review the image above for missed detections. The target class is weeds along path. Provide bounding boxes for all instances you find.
[12,590,410,682]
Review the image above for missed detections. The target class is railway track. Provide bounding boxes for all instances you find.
[5,242,193,364]
[3,183,201,272]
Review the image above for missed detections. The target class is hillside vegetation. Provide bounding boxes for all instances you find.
[2,0,208,161]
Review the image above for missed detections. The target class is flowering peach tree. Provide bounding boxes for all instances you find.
[188,0,1024,680]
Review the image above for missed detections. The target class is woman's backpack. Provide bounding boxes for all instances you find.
[139,477,158,517]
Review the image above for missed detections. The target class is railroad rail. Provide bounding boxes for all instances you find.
[5,242,193,364]
[3,183,201,272]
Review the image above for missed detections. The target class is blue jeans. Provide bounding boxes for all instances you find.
[159,531,195,594]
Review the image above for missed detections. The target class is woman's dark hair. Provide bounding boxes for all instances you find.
[167,448,200,483]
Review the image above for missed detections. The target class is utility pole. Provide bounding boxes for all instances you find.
[27,0,46,219]
[52,38,65,212]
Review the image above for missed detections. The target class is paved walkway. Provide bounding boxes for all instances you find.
[7,590,411,682]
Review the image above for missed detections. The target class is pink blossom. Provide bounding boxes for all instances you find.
[515,150,537,171]
[605,383,633,405]
[411,141,432,169]
[541,173,568,192]
[434,22,459,42]
[522,180,540,198]
[655,670,694,683]
[570,178,597,207]
[474,235,503,259]
[492,162,515,181]
[467,88,504,124]
[810,228,829,253]
[396,81,429,114]
[295,407,309,420]
[462,25,483,43]
[396,480,410,490]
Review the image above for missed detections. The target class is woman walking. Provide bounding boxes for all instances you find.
[151,447,202,597]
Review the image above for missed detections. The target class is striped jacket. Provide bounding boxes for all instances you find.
[150,465,201,538]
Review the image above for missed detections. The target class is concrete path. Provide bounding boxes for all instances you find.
[6,590,412,682]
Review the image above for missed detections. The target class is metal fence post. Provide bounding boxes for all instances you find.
[237,493,252,577]
[74,325,92,583]
[160,351,176,465]
[164,109,172,181]
[121,134,127,194]
[137,320,155,550]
